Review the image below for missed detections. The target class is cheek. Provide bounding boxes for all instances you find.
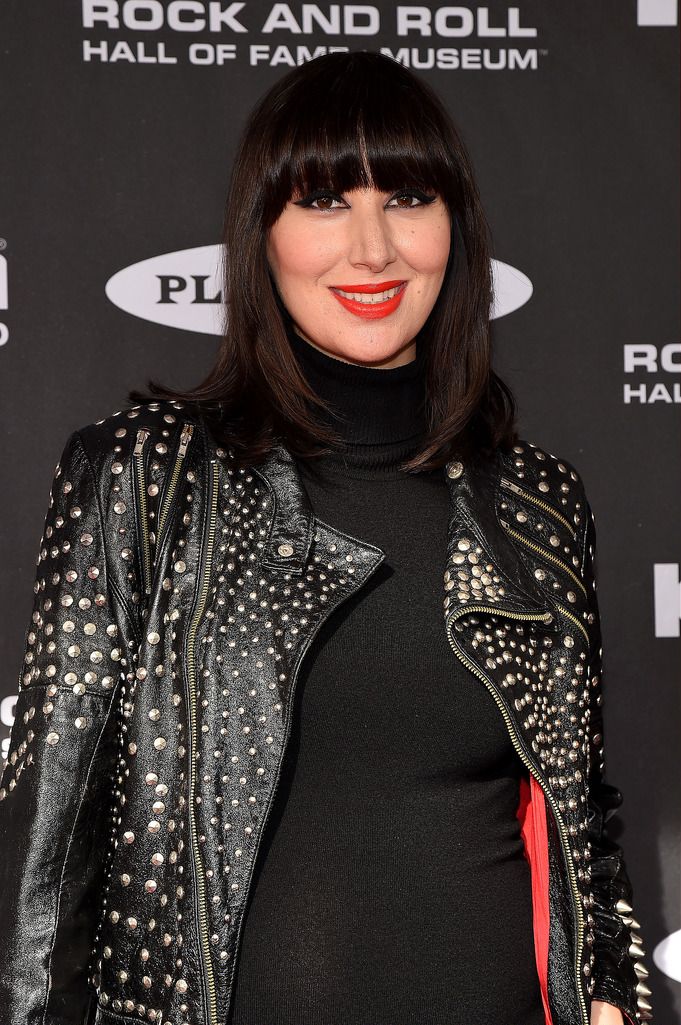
[401,222,451,279]
[269,225,333,286]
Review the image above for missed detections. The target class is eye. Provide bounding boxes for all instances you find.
[292,190,346,211]
[388,189,438,209]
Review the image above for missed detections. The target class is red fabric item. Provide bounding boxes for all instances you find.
[517,772,554,1025]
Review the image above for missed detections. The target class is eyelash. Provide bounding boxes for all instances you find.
[293,189,437,211]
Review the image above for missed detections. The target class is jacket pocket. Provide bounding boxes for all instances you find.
[499,476,579,540]
[498,477,583,587]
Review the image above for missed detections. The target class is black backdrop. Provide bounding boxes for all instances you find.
[1,1,679,1019]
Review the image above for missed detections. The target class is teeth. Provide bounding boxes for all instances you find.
[334,285,402,303]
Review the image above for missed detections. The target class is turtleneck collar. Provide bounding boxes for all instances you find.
[284,317,430,480]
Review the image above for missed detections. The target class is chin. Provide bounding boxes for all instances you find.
[343,345,413,368]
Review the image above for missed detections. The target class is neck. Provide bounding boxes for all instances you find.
[285,318,429,478]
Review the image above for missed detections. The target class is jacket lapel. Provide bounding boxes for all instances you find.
[251,438,555,622]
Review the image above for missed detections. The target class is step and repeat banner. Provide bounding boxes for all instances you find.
[1,1,679,1020]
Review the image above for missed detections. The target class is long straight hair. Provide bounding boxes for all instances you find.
[128,51,519,472]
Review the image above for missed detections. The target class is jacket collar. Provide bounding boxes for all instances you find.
[252,440,317,573]
[242,438,553,619]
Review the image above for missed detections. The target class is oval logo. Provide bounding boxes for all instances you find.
[105,245,225,336]
[105,245,532,335]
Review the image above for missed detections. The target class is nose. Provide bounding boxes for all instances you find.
[346,200,397,272]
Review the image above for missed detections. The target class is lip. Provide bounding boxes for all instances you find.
[330,280,406,294]
[329,281,408,320]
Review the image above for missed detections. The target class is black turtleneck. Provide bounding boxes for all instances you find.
[226,323,544,1025]
[285,319,430,472]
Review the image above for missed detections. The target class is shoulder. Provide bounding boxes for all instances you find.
[45,399,209,515]
[497,435,593,543]
[47,399,206,484]
[74,399,204,462]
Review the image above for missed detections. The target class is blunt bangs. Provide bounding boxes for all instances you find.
[257,52,462,228]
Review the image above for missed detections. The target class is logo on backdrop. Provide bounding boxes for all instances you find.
[80,2,544,70]
[105,244,225,335]
[623,344,681,404]
[105,245,532,333]
[79,1,678,69]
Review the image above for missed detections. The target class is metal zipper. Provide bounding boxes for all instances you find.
[554,603,589,642]
[133,428,152,596]
[157,423,194,549]
[445,602,589,1025]
[185,459,220,1025]
[500,519,587,597]
[500,477,577,539]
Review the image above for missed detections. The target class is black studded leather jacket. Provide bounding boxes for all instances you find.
[0,400,652,1025]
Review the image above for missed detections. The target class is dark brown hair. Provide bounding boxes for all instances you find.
[128,50,519,472]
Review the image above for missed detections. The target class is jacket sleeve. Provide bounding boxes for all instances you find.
[0,429,139,1025]
[581,495,653,1024]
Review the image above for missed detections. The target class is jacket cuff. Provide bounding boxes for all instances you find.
[591,962,642,1023]
[591,988,637,1025]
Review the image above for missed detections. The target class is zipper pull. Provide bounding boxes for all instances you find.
[178,423,194,457]
[133,427,150,456]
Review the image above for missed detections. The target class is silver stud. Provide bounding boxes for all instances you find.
[447,461,464,479]
[277,542,294,558]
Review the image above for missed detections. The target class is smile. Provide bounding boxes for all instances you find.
[329,281,408,319]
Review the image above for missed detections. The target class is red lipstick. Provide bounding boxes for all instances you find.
[332,280,406,293]
[329,280,407,320]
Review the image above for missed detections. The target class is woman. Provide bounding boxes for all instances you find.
[0,51,651,1025]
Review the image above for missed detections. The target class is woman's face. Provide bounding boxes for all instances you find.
[266,186,451,368]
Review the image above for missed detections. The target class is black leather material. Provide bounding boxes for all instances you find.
[581,502,646,1018]
[0,400,651,1025]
